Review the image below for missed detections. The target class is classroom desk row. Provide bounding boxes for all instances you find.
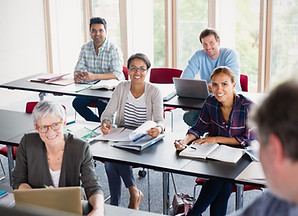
[0,185,161,216]
[0,109,265,215]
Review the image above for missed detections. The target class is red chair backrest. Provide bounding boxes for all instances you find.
[149,68,183,84]
[122,66,128,80]
[240,74,248,92]
[25,101,66,113]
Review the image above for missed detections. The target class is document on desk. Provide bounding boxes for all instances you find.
[94,127,132,142]
[112,133,165,151]
[29,73,74,86]
[179,143,245,163]
[66,121,102,142]
[236,161,266,185]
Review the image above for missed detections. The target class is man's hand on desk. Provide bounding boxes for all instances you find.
[74,70,96,83]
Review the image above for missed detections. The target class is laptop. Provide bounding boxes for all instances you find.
[173,77,210,99]
[14,186,82,215]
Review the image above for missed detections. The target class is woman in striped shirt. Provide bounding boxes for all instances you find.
[174,66,256,216]
[100,53,165,209]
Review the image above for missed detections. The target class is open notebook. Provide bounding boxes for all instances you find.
[14,187,82,215]
[179,143,245,163]
[92,121,165,151]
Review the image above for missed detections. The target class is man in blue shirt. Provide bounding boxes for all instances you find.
[73,17,124,122]
[181,28,241,126]
[234,80,298,216]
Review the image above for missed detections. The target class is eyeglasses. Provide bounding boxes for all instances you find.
[36,120,63,133]
[129,67,147,73]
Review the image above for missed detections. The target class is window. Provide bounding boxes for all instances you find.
[177,0,208,70]
[92,0,121,47]
[153,0,165,67]
[270,0,298,89]
[235,0,260,92]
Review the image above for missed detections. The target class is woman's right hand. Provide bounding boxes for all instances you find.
[101,119,111,135]
[174,139,187,151]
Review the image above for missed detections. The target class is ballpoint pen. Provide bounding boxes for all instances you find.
[75,84,94,93]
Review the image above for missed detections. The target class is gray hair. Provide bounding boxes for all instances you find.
[32,100,66,124]
[251,79,298,161]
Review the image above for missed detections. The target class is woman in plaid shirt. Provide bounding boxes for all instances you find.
[175,66,256,216]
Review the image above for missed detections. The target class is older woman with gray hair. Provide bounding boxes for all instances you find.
[12,100,104,216]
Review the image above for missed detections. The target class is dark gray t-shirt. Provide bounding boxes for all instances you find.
[233,192,298,216]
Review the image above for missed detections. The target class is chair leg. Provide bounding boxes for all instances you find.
[147,169,150,212]
[0,157,6,180]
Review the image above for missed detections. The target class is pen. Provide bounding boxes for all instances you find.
[75,84,94,93]
[44,185,49,188]
[66,120,76,125]
[84,126,100,136]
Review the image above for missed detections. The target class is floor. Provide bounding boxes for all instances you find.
[0,88,263,215]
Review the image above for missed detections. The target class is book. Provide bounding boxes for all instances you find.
[90,79,120,90]
[91,121,164,151]
[179,143,245,163]
[235,161,266,185]
[112,134,165,151]
[92,120,158,142]
[29,73,74,86]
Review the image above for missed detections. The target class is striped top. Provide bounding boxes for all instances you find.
[124,91,146,129]
[188,94,255,146]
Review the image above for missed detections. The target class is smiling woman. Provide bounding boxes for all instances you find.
[100,53,165,209]
[12,100,105,216]
[174,66,256,216]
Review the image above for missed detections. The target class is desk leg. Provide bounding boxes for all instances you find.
[6,146,14,186]
[162,172,169,215]
[39,92,47,100]
[235,184,244,210]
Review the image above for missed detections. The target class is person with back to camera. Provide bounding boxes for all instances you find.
[174,66,255,216]
[12,100,104,216]
[181,28,242,127]
[72,17,124,122]
[100,53,165,209]
[232,79,298,216]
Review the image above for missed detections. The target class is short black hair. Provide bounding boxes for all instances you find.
[127,53,151,69]
[89,17,107,30]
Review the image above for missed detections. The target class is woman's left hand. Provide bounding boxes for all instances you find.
[147,127,160,138]
[192,137,217,145]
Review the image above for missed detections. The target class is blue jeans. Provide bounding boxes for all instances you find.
[187,179,233,216]
[183,110,201,127]
[72,97,107,122]
[105,162,135,206]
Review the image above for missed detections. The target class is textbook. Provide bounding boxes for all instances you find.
[179,143,245,163]
[90,79,120,90]
[29,73,73,86]
[92,121,164,151]
[112,133,165,151]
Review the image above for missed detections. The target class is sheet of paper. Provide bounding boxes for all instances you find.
[95,127,133,142]
[236,161,266,185]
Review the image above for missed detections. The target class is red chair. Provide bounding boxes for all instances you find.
[149,68,183,131]
[240,74,248,92]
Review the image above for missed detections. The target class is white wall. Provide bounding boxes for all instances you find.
[49,0,83,74]
[0,0,47,83]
